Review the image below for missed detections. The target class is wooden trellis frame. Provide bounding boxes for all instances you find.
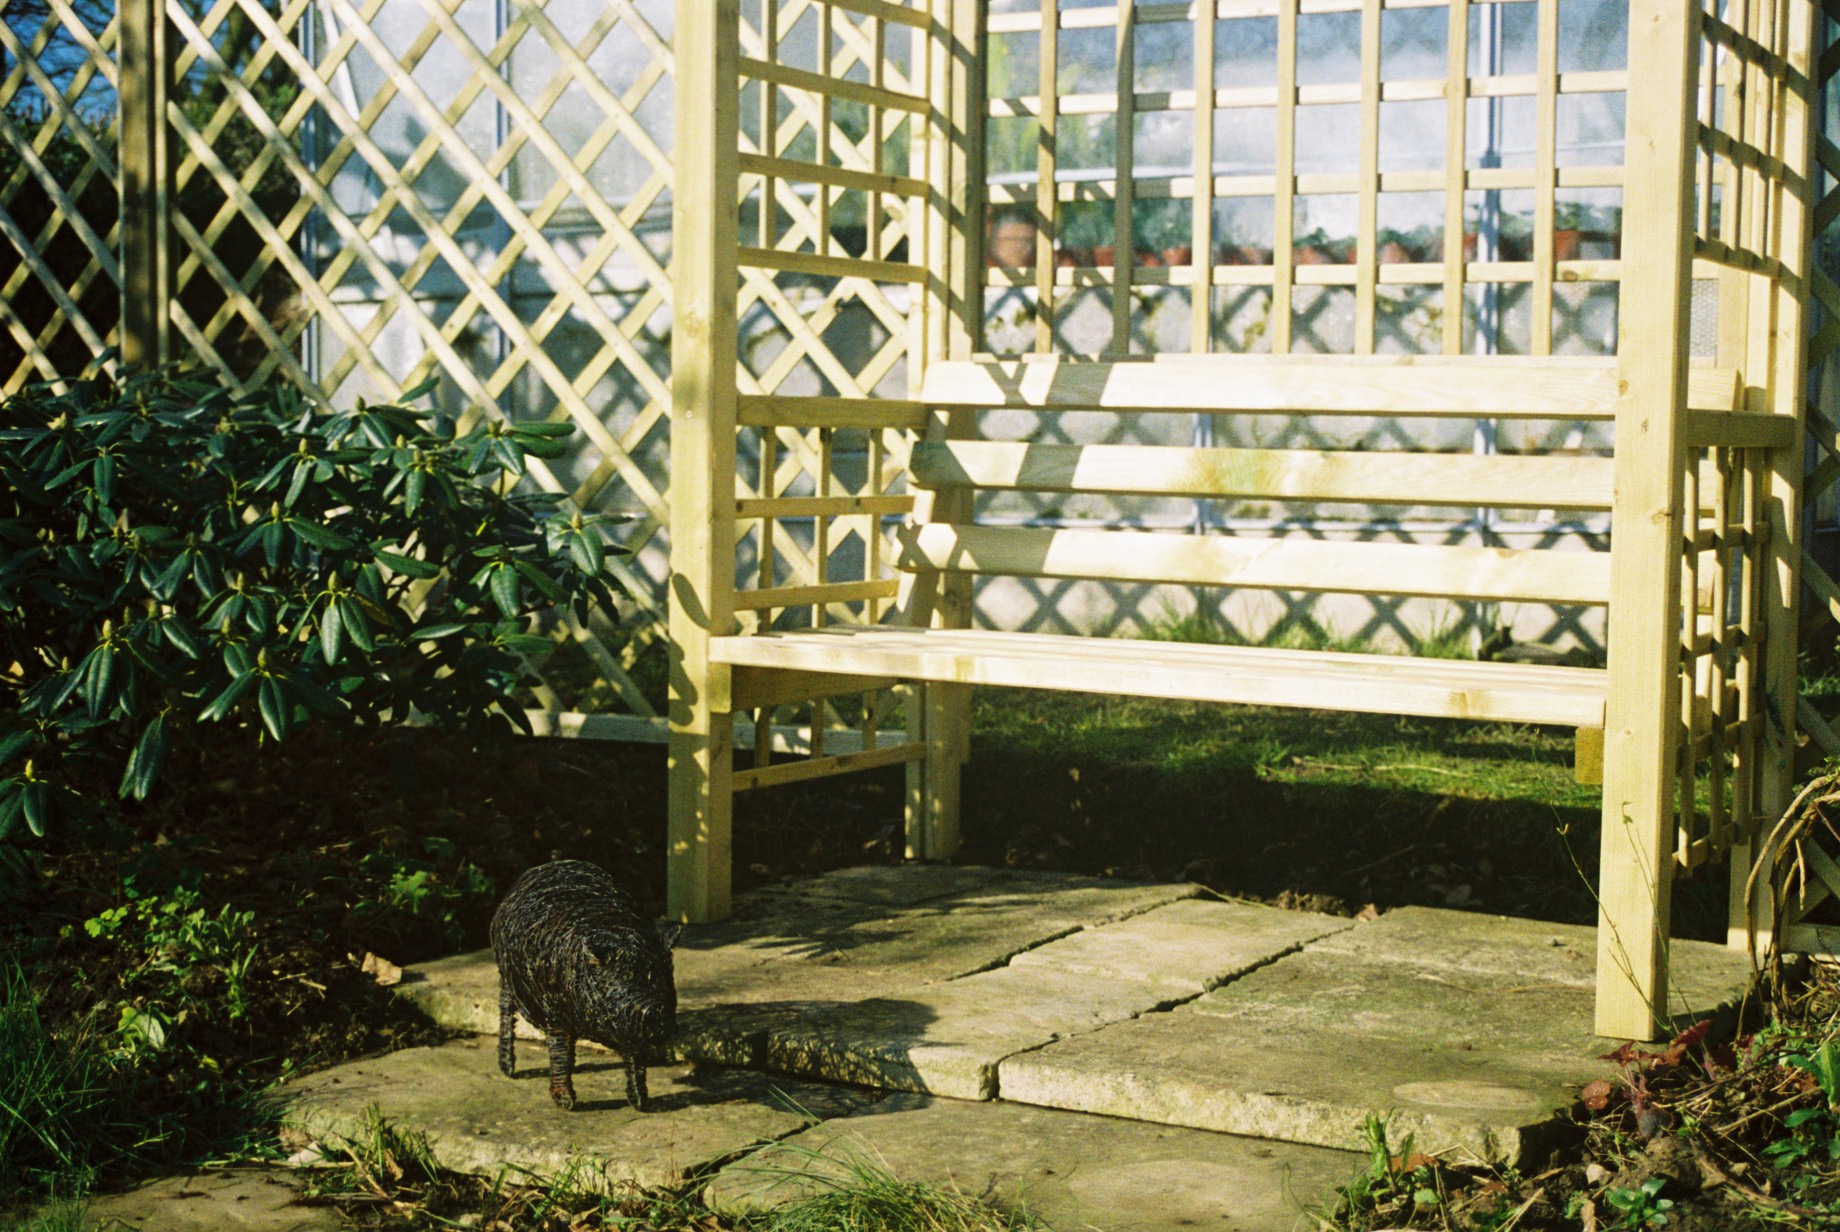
[667,0,1827,1042]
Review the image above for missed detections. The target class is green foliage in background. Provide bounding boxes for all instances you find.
[0,368,624,841]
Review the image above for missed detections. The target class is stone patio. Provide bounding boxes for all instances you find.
[271,864,1759,1232]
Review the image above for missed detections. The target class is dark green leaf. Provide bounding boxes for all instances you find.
[513,559,567,602]
[286,458,313,506]
[489,562,520,618]
[338,598,376,652]
[0,729,34,767]
[569,531,605,575]
[258,676,288,740]
[21,781,48,838]
[260,519,285,565]
[319,600,343,665]
[153,551,192,599]
[518,436,569,459]
[82,644,116,714]
[492,438,524,475]
[400,376,440,403]
[289,519,355,551]
[199,672,256,722]
[93,452,115,504]
[160,616,202,659]
[119,713,169,800]
[375,549,442,580]
[414,622,470,641]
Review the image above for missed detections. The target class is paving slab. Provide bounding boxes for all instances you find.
[279,1037,874,1191]
[1306,907,1755,1023]
[997,907,1758,1165]
[73,1170,339,1232]
[1008,897,1351,996]
[705,1093,1362,1232]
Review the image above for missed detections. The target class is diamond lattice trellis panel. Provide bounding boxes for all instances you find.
[721,0,934,774]
[151,0,679,719]
[0,0,122,389]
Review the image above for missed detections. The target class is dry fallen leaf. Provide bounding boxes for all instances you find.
[1354,903,1381,922]
[1581,1079,1614,1111]
[360,952,403,987]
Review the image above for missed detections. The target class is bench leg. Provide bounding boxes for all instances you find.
[907,682,968,860]
[668,680,734,924]
[1727,833,1773,954]
[1595,776,1672,1041]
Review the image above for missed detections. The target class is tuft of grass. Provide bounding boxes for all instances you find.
[731,1138,1040,1232]
[0,1199,89,1232]
[0,962,129,1202]
[296,1105,442,1203]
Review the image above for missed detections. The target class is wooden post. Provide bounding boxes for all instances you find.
[1734,0,1818,951]
[117,0,169,370]
[667,0,741,923]
[1595,0,1699,1041]
[905,0,981,861]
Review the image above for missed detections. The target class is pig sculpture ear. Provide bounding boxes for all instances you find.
[657,921,684,950]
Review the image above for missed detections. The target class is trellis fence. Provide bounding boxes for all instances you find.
[2,0,682,728]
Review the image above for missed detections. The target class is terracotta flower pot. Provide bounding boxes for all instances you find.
[1219,244,1272,266]
[986,219,1037,269]
[1578,231,1620,260]
[1090,245,1116,267]
[1056,247,1090,268]
[1135,249,1164,268]
[1293,244,1336,265]
[1161,245,1194,267]
[1377,240,1414,265]
[1553,229,1582,262]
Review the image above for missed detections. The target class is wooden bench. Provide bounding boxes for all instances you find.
[715,355,1635,753]
[679,351,1790,1041]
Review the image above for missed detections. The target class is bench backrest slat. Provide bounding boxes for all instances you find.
[911,440,1617,511]
[897,525,1613,607]
[918,358,1741,418]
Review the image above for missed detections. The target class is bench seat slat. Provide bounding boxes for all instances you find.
[896,524,1614,606]
[917,357,1741,419]
[711,627,1608,728]
[911,440,1617,510]
[834,625,1591,687]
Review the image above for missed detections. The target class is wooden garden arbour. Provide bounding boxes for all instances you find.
[667,0,1822,1041]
